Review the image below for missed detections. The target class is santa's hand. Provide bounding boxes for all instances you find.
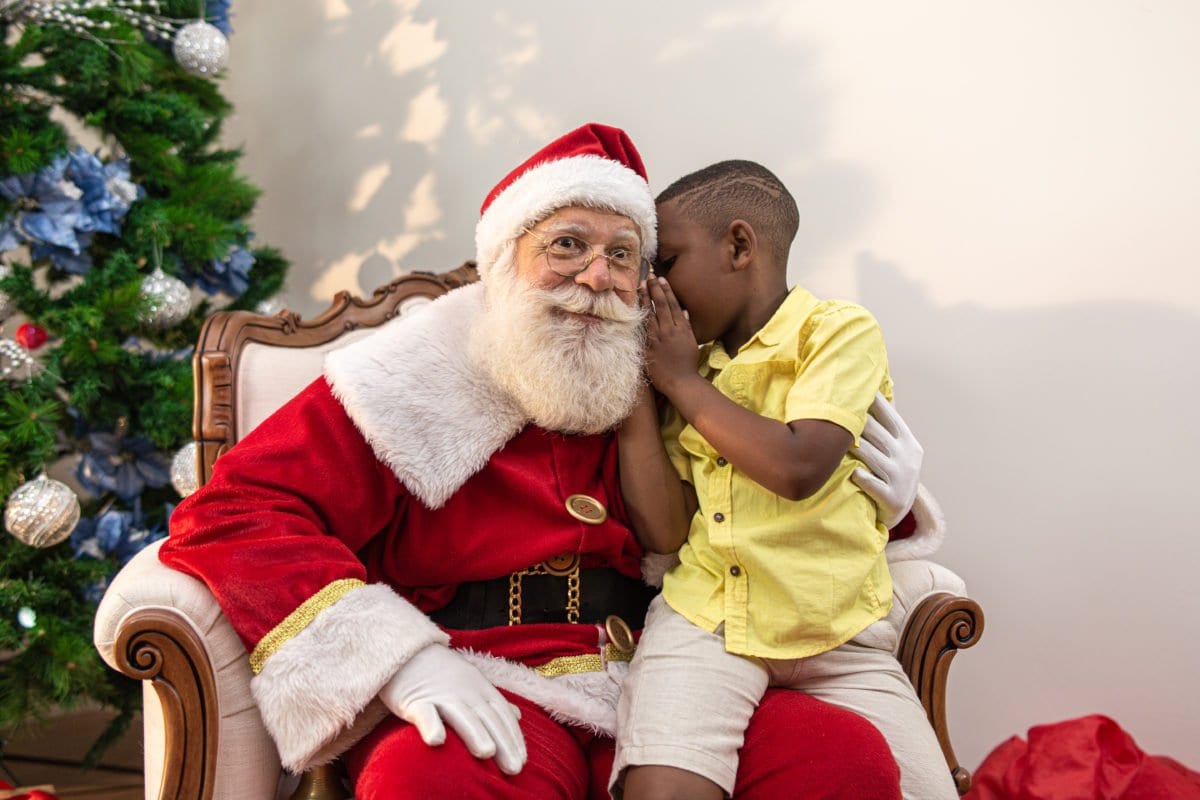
[379,643,526,775]
[851,393,923,528]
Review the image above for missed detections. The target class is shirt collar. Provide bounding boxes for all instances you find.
[704,286,817,370]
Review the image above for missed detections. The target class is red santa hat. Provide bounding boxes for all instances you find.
[474,123,657,280]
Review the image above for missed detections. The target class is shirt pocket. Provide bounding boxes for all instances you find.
[718,359,796,421]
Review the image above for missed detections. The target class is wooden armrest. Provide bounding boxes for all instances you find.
[113,607,219,800]
[96,542,282,799]
[898,592,985,796]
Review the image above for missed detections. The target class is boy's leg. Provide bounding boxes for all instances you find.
[611,595,769,798]
[789,640,959,800]
[345,690,588,799]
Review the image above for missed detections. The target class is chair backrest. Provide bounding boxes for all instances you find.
[191,264,478,486]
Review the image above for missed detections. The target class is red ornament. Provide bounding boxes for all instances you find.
[15,322,48,350]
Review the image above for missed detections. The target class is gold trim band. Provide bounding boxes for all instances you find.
[249,578,366,674]
[533,644,634,677]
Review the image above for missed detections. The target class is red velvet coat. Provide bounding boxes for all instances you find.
[159,282,680,773]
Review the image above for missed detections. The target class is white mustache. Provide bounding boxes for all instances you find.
[536,283,646,325]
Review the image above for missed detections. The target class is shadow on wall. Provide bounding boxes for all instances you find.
[230,1,876,315]
[857,252,1200,769]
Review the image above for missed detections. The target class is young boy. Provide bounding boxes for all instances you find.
[612,161,957,799]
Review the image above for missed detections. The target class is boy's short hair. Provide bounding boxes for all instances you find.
[657,160,799,261]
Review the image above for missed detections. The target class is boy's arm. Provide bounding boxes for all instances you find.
[644,278,853,502]
[662,375,851,502]
[616,383,695,554]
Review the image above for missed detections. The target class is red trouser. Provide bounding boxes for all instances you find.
[345,689,902,799]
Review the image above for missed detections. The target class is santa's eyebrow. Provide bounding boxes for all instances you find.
[538,222,640,245]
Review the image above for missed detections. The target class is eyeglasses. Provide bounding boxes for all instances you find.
[521,226,650,292]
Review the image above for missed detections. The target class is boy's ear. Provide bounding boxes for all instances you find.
[727,219,756,271]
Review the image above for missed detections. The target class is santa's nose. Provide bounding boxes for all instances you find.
[572,256,618,292]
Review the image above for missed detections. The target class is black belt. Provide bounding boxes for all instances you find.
[430,568,658,629]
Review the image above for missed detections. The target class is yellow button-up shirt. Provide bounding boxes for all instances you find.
[661,286,894,659]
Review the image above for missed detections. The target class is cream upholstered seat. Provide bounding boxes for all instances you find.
[94,264,984,799]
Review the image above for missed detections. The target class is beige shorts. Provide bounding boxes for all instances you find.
[610,595,957,800]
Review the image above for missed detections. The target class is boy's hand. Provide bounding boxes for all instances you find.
[640,277,700,396]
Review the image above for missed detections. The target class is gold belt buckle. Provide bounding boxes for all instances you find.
[508,553,581,625]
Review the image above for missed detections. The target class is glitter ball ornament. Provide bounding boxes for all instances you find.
[0,264,14,322]
[4,474,81,549]
[172,20,229,77]
[141,267,193,329]
[0,337,39,382]
[171,441,199,498]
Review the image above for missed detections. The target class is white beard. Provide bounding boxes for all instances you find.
[472,253,647,435]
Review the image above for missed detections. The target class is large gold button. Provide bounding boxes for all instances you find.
[566,494,607,525]
[606,615,635,654]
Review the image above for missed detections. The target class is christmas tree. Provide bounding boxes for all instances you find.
[0,0,287,763]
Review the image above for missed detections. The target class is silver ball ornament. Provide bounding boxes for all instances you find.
[172,20,229,77]
[171,441,199,498]
[17,607,37,630]
[255,296,284,316]
[0,606,36,661]
[141,267,193,329]
[4,474,81,549]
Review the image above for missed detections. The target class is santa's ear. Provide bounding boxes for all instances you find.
[727,219,756,271]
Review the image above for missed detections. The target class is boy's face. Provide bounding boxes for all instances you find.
[653,199,730,345]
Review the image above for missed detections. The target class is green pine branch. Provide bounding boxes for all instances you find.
[1,5,292,760]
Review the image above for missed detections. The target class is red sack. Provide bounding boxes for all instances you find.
[966,715,1200,799]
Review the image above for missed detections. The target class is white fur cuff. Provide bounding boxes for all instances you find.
[460,649,627,737]
[250,583,449,773]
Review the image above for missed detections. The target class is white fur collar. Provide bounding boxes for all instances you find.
[323,282,527,509]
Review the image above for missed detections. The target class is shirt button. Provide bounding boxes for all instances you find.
[729,565,741,577]
[716,457,728,467]
[713,512,725,523]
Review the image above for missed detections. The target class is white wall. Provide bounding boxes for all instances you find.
[221,0,1200,771]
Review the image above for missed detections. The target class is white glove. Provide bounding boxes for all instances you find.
[851,392,924,528]
[378,643,526,775]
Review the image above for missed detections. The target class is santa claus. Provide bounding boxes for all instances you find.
[160,123,929,798]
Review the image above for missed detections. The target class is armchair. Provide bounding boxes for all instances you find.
[94,264,984,799]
